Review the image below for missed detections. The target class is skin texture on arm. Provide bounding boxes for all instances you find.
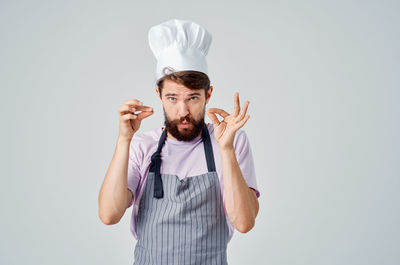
[207,92,259,233]
[219,147,259,233]
[98,137,133,225]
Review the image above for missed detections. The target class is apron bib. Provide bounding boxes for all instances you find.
[133,123,229,265]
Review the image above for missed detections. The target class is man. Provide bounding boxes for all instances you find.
[98,19,260,264]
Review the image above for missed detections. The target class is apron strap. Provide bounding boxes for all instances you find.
[202,124,216,172]
[150,128,167,198]
[151,123,216,199]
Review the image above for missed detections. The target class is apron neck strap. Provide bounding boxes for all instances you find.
[201,123,216,172]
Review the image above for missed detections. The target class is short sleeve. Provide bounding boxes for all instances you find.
[126,136,143,208]
[233,130,260,198]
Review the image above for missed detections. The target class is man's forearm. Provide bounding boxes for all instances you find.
[220,146,259,233]
[98,137,132,225]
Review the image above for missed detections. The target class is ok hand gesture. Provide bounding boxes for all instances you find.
[206,92,250,149]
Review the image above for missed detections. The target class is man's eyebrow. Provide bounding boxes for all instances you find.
[164,92,202,97]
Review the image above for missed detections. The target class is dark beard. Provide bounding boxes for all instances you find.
[163,107,206,142]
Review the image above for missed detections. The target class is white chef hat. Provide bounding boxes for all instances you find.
[148,18,213,82]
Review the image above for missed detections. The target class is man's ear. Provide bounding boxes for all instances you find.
[156,87,162,102]
[205,86,213,104]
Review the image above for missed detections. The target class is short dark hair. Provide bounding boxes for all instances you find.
[156,67,211,98]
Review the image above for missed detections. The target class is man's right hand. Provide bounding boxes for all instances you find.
[117,99,154,141]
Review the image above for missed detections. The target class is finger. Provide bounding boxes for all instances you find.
[123,99,153,111]
[207,108,230,118]
[128,105,153,111]
[236,100,249,121]
[232,92,240,117]
[206,111,221,126]
[123,99,143,106]
[234,115,250,130]
[118,105,153,116]
[118,104,135,115]
[118,105,132,116]
[137,109,154,120]
[121,113,137,121]
[132,105,153,113]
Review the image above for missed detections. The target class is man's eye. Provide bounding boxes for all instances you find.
[189,97,198,100]
[168,97,176,101]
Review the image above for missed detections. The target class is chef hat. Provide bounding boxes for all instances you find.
[148,18,213,82]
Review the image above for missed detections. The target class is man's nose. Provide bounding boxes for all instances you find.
[177,101,189,117]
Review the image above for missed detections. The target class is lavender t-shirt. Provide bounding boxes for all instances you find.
[126,123,260,243]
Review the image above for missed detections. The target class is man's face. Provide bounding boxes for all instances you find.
[157,79,212,141]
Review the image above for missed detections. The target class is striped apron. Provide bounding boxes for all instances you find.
[133,123,229,265]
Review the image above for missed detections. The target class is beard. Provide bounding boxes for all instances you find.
[163,106,206,142]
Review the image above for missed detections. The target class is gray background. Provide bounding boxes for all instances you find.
[1,0,399,264]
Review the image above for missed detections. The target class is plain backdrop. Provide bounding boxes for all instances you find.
[1,0,399,264]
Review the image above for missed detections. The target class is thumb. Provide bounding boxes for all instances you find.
[137,110,154,121]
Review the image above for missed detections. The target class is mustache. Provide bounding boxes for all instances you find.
[173,116,195,123]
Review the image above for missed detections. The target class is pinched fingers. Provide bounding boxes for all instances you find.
[118,99,154,120]
[118,104,153,115]
[207,110,220,126]
[207,108,230,118]
[117,99,152,138]
[136,109,154,121]
[207,108,229,126]
[118,99,142,115]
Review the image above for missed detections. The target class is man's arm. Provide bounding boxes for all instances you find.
[98,137,133,225]
[207,92,259,233]
[220,147,259,233]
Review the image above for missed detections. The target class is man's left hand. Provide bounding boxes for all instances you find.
[206,92,250,150]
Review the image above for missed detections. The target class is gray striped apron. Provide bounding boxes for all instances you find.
[133,123,229,265]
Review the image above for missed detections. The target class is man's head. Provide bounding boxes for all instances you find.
[156,70,213,141]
